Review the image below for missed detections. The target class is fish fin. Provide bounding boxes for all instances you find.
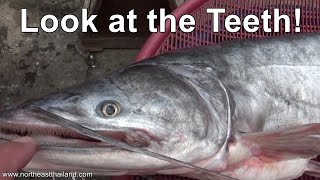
[305,160,320,177]
[224,124,320,179]
[241,124,320,159]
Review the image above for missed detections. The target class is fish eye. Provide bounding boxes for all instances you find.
[101,101,121,117]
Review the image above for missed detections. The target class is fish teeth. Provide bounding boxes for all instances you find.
[124,132,150,147]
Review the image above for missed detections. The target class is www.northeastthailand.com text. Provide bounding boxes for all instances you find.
[2,171,93,178]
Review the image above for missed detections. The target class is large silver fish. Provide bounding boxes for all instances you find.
[0,33,319,180]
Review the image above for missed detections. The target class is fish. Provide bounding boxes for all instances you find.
[0,33,320,180]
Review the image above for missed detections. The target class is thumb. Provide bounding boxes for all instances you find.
[0,137,37,173]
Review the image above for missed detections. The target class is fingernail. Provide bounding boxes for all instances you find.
[12,137,36,143]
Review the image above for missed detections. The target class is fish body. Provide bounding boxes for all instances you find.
[0,34,320,180]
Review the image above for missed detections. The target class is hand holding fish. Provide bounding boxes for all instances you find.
[0,137,36,175]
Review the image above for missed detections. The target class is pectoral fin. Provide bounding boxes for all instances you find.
[242,123,320,159]
[224,124,320,179]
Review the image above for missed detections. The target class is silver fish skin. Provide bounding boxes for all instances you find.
[0,33,320,180]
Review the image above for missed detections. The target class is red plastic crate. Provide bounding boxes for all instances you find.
[133,0,320,180]
[136,0,320,61]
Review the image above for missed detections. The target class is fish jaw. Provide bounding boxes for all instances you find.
[0,105,154,149]
[0,105,175,173]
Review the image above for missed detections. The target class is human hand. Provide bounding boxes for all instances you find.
[0,137,37,176]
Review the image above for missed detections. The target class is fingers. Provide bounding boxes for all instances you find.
[0,137,37,173]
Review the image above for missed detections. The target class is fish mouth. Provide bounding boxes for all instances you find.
[0,107,151,149]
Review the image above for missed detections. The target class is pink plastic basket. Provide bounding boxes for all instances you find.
[135,0,320,62]
[132,0,320,180]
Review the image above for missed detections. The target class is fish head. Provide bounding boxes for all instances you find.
[0,64,226,174]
